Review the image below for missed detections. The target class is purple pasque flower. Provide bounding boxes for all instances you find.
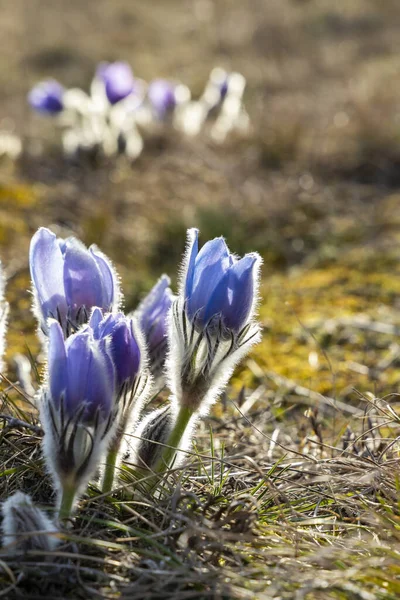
[97,61,135,105]
[47,319,115,425]
[89,309,141,391]
[42,320,117,512]
[30,227,120,336]
[184,229,260,333]
[148,79,177,118]
[28,80,65,114]
[163,229,262,426]
[136,275,174,372]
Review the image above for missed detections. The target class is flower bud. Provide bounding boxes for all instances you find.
[41,321,117,512]
[28,80,65,115]
[166,229,261,414]
[135,275,174,384]
[30,227,120,337]
[148,79,177,118]
[97,62,136,105]
[90,309,141,391]
[184,228,259,333]
[89,309,152,461]
[2,492,59,553]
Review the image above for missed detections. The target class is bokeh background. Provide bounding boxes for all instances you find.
[2,0,400,404]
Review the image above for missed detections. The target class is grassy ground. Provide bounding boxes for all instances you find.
[1,0,400,598]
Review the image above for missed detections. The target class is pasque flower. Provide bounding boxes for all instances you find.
[135,275,174,384]
[88,309,152,492]
[41,320,117,518]
[90,309,141,390]
[28,80,65,114]
[97,61,136,105]
[185,229,258,333]
[30,227,120,337]
[148,79,177,118]
[154,229,261,478]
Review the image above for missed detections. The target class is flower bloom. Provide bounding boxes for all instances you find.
[150,229,262,478]
[28,80,65,114]
[148,79,177,117]
[30,227,120,336]
[165,229,262,415]
[184,228,259,333]
[41,320,117,510]
[48,320,115,425]
[135,275,174,381]
[88,309,152,492]
[97,61,136,105]
[88,308,151,462]
[89,309,141,391]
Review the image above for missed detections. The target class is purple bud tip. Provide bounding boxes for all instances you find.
[220,77,229,99]
[97,61,135,105]
[184,229,260,333]
[148,79,176,117]
[138,275,174,370]
[48,320,115,424]
[90,312,141,390]
[28,80,64,115]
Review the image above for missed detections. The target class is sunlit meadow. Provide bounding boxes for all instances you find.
[1,1,400,599]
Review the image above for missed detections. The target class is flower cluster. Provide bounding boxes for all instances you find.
[28,227,170,514]
[1,224,261,531]
[28,64,249,160]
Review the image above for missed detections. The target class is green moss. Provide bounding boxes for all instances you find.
[250,249,400,399]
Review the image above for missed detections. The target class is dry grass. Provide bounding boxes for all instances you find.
[1,384,400,599]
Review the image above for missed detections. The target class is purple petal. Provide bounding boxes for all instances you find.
[137,277,173,374]
[139,275,170,328]
[63,238,104,310]
[95,312,124,338]
[220,77,229,99]
[205,254,257,331]
[28,80,64,114]
[99,62,135,105]
[148,79,176,116]
[187,237,231,322]
[48,320,67,409]
[65,332,92,416]
[89,246,117,310]
[85,342,114,420]
[29,227,68,323]
[109,319,140,387]
[184,228,199,303]
[89,307,104,332]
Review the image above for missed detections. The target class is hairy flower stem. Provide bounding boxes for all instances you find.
[154,404,194,477]
[58,484,76,520]
[102,443,120,493]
